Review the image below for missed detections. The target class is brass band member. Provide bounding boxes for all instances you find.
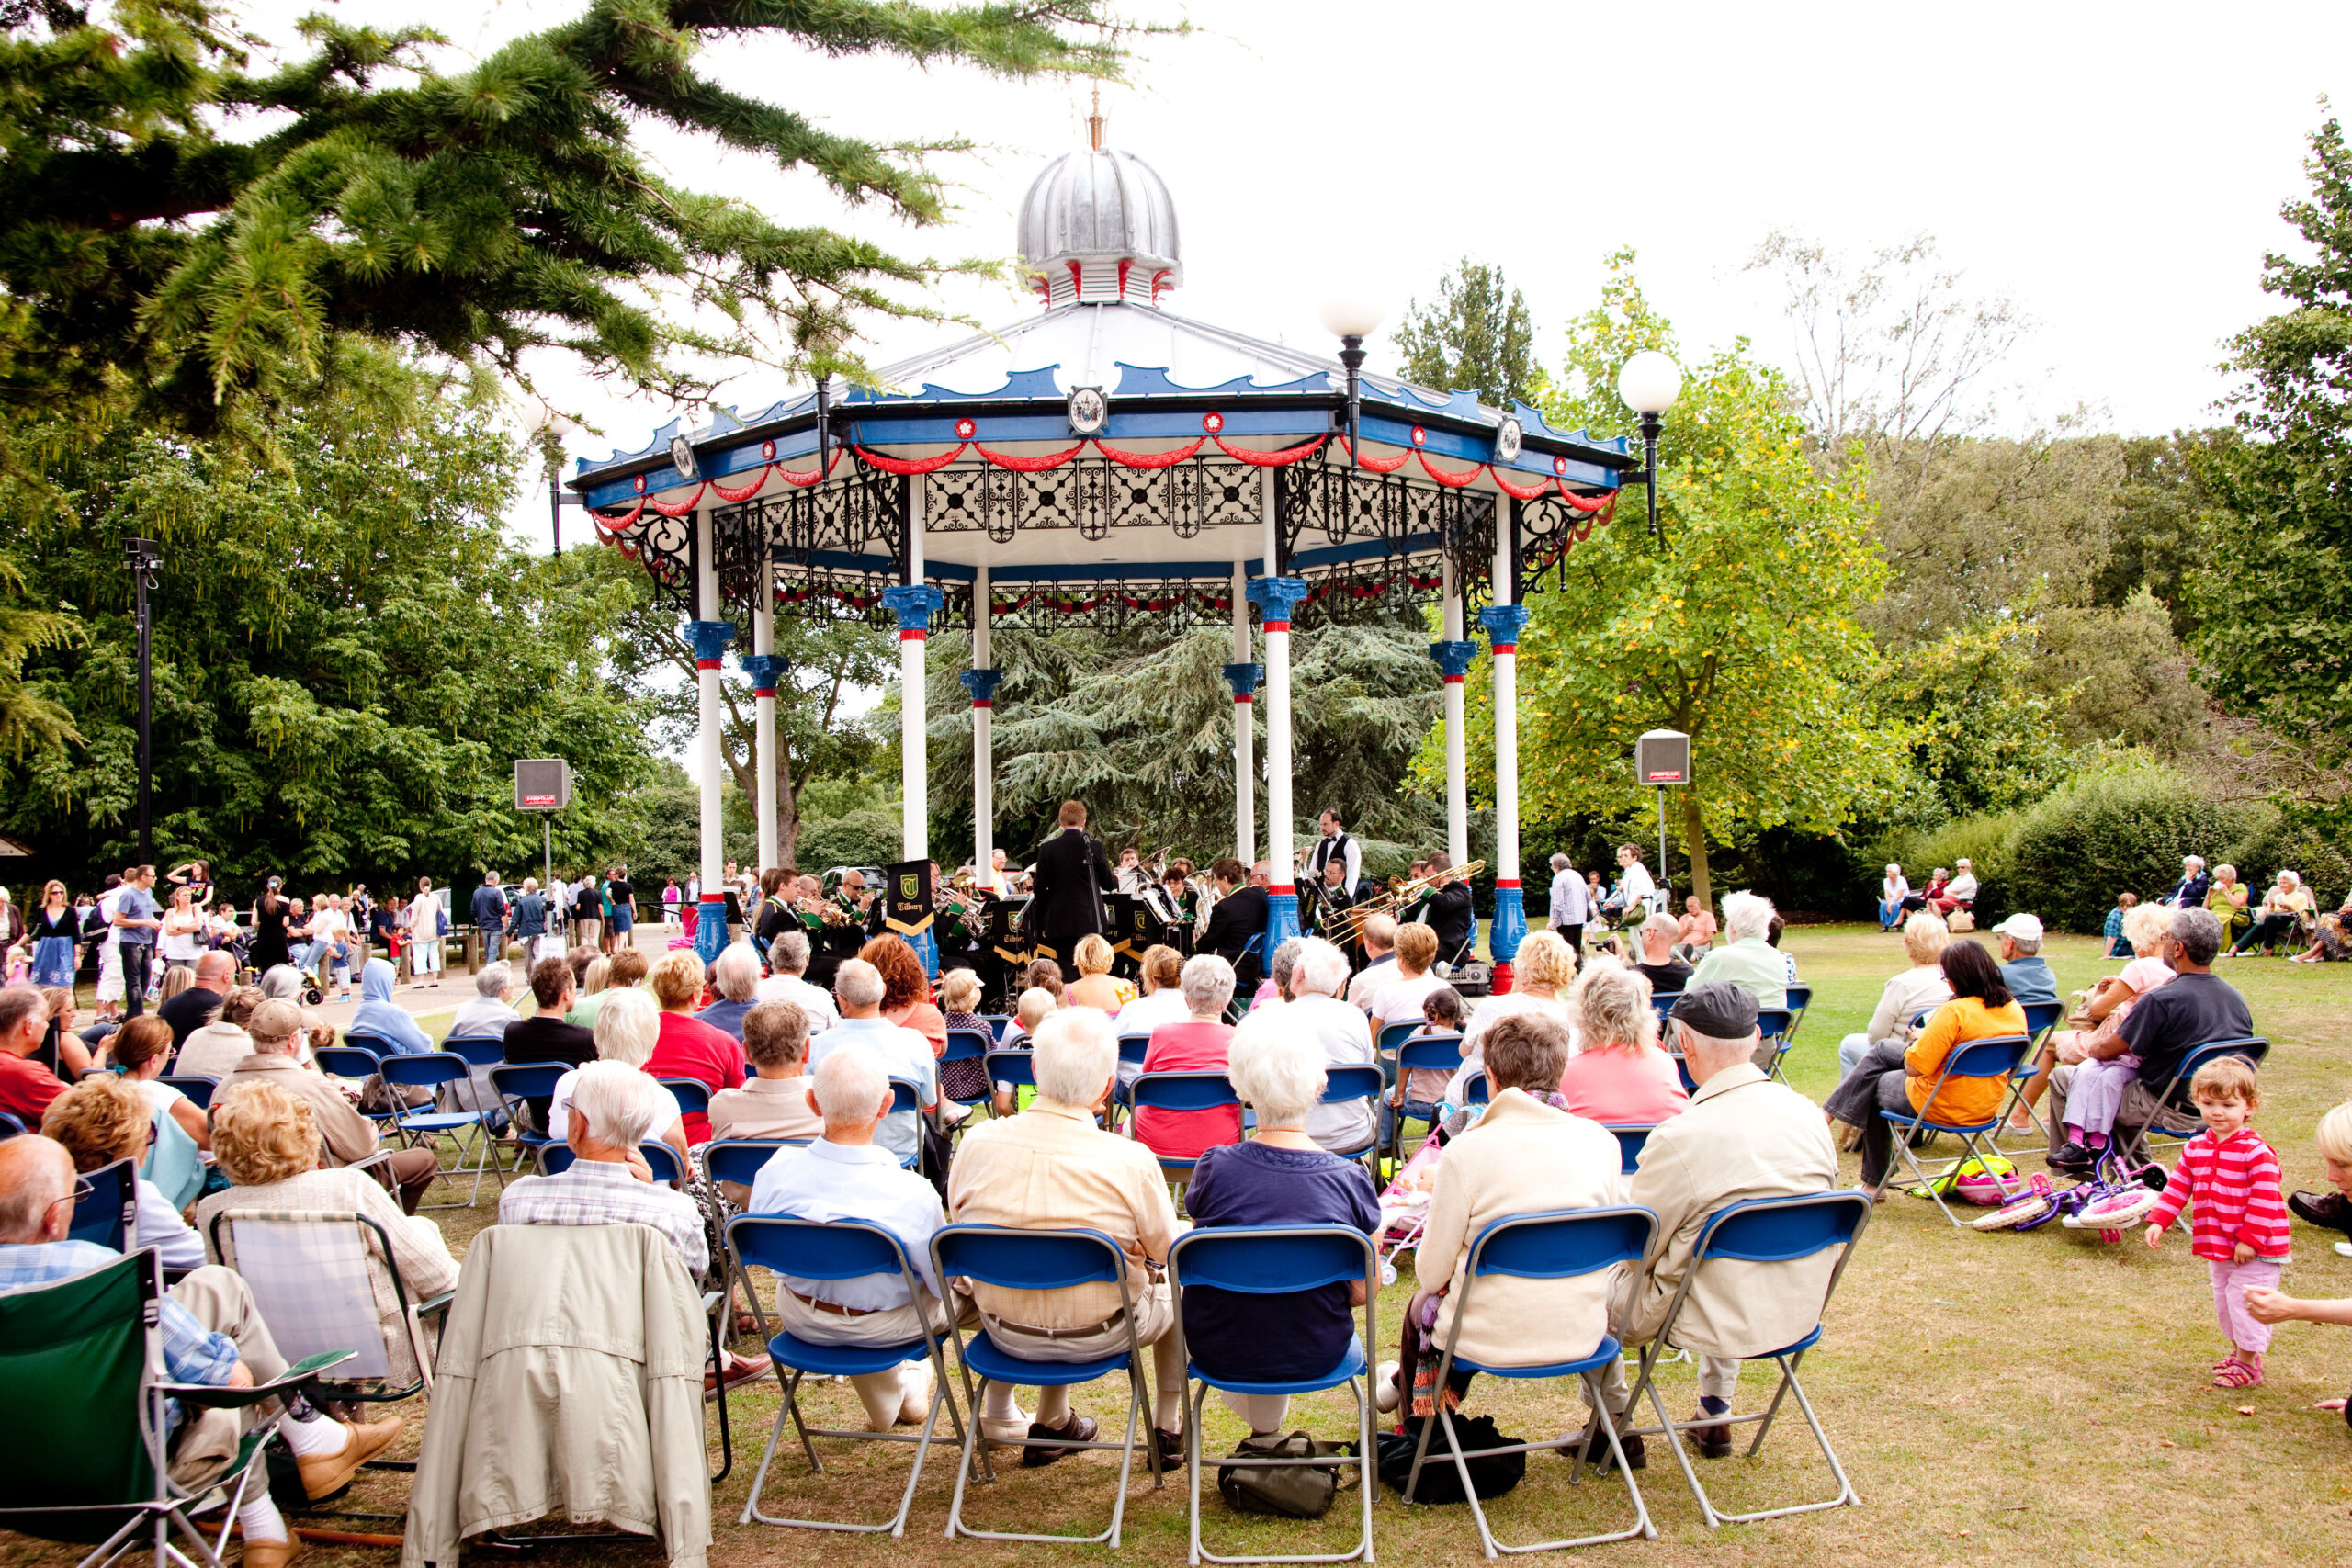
[1306,807,1361,897]
[1201,856,1268,992]
[1028,799,1114,964]
[1419,851,1476,966]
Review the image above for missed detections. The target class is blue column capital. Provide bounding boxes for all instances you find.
[738,653,786,692]
[1477,604,1532,650]
[880,583,945,632]
[686,619,736,663]
[1428,639,1478,679]
[1489,884,1527,965]
[1221,661,1266,699]
[958,667,1004,705]
[693,897,729,964]
[1245,575,1312,627]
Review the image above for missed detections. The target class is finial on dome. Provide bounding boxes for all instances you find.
[1088,85,1103,152]
[1016,141,1182,310]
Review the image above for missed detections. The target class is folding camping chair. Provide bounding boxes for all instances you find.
[1402,1207,1660,1554]
[728,1216,966,1538]
[439,1035,505,1068]
[486,1061,568,1175]
[1319,1063,1385,1178]
[1168,1225,1380,1566]
[377,1053,508,1208]
[1622,1190,1873,1528]
[931,1224,1165,1547]
[1388,1032,1466,1158]
[1879,1033,2033,1226]
[1992,999,2066,1154]
[1754,1010,1794,1082]
[315,1042,401,1137]
[702,1139,809,1340]
[1782,984,1813,1041]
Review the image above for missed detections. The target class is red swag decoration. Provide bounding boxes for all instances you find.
[1211,433,1329,467]
[1092,436,1207,469]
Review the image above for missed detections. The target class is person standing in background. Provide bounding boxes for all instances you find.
[404,877,443,987]
[605,866,635,955]
[1546,852,1589,964]
[112,864,162,1018]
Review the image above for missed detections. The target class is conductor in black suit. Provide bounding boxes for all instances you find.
[1201,856,1270,993]
[1028,798,1115,964]
[1422,851,1476,964]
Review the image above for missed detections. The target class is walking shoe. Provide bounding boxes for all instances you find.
[241,1539,302,1568]
[1559,1421,1645,1472]
[297,1415,405,1498]
[2048,1141,2097,1173]
[1374,1359,1402,1414]
[2290,1190,2352,1234]
[1020,1414,1098,1467]
[1690,1419,1733,1459]
[704,1351,772,1400]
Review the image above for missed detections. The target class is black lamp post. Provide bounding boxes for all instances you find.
[529,411,581,557]
[1616,351,1684,540]
[124,536,161,863]
[1321,298,1385,469]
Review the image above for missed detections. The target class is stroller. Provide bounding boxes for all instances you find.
[1374,1140,1444,1287]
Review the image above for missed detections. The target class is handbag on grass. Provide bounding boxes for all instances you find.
[1374,1414,1526,1503]
[1216,1430,1357,1518]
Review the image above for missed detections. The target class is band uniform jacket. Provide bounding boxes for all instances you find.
[1423,881,1475,960]
[1030,827,1114,963]
[1203,884,1271,988]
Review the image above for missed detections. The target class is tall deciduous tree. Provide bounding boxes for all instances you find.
[1430,252,1905,907]
[1393,258,1543,409]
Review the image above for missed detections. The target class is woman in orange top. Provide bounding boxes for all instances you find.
[1826,941,2025,1197]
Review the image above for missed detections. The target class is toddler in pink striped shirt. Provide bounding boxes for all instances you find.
[2143,1055,2290,1389]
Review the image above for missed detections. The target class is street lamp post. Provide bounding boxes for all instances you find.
[529,410,582,557]
[124,537,162,864]
[1320,298,1385,469]
[1615,350,1684,539]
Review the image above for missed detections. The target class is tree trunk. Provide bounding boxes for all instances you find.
[1680,788,1713,911]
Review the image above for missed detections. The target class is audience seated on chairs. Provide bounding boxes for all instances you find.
[1822,941,2026,1199]
[1182,1024,1382,1437]
[708,1000,822,1145]
[695,942,763,1042]
[2044,907,2250,1173]
[569,948,643,1029]
[1555,964,1691,1123]
[756,930,839,1031]
[746,1043,948,1432]
[947,1007,1185,1463]
[448,963,521,1040]
[991,984,1058,1118]
[1283,938,1378,1156]
[196,1079,459,1350]
[2012,902,2173,1137]
[2228,869,2314,957]
[1836,912,1952,1081]
[1067,933,1135,1015]
[808,959,937,1168]
[1446,931,1577,1109]
[1112,944,1189,1043]
[101,1014,211,1154]
[1631,911,1694,996]
[937,967,995,1107]
[1684,892,1788,1009]
[545,988,691,1168]
[1991,914,2060,1009]
[1931,859,1978,917]
[1366,923,1445,1037]
[500,1058,769,1394]
[0,983,70,1128]
[863,934,948,1056]
[1583,984,1840,1464]
[167,983,264,1082]
[1385,1007,1620,1420]
[503,957,595,1071]
[643,951,746,1144]
[0,1134,401,1568]
[230,999,439,1215]
[40,1074,204,1269]
[1132,954,1241,1163]
[1671,896,1718,965]
[1344,914,1401,1011]
[1250,936,1302,1012]
[348,959,434,1055]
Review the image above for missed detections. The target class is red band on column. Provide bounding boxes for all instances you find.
[752,687,775,699]
[695,660,720,671]
[899,629,926,642]
[1271,883,1295,896]
[971,699,993,709]
[1262,620,1290,634]
[1497,878,1521,889]
[1442,674,1464,685]
[1491,644,1516,656]
[1233,694,1253,704]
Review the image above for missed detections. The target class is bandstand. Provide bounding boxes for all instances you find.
[573,137,1632,982]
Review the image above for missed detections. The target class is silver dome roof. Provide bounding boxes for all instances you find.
[1015,148,1182,307]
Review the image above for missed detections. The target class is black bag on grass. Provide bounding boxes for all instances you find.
[1216,1430,1357,1518]
[1374,1414,1525,1503]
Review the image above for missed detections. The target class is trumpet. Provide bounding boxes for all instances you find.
[797,893,855,927]
[936,877,988,922]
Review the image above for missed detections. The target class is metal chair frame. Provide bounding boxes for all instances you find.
[484,1061,569,1175]
[1389,1033,1468,1158]
[1878,1033,2033,1226]
[375,1054,507,1209]
[2114,1037,2269,1168]
[1620,1191,1872,1528]
[1127,1070,1244,1182]
[68,1156,138,1252]
[1991,1000,2066,1155]
[701,1138,810,1340]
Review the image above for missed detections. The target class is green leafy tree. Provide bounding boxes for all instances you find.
[2095,431,2232,640]
[1393,258,1543,408]
[1876,614,2075,822]
[1428,251,1905,907]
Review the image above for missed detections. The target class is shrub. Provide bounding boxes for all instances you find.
[2224,816,2352,909]
[794,807,901,874]
[2003,763,2263,933]
[1871,812,2026,920]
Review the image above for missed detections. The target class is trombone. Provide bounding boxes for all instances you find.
[1327,860,1487,946]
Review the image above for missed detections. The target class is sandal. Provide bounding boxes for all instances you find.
[2212,1360,2264,1389]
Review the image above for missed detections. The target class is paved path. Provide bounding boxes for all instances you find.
[287,925,681,1032]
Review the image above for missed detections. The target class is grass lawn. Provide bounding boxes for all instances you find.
[9,923,2351,1567]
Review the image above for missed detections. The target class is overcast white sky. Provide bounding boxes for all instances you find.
[240,0,2352,533]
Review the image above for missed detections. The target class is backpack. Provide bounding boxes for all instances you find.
[1216,1430,1357,1518]
[1374,1413,1526,1503]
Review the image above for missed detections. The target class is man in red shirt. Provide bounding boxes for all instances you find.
[0,984,67,1127]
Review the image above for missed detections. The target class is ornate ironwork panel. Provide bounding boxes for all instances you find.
[963,576,1238,634]
[594,506,695,614]
[924,459,1261,544]
[1517,490,1614,601]
[712,467,905,616]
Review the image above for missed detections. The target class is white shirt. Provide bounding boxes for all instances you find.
[98,888,122,951]
[1369,972,1447,1032]
[1110,988,1191,1086]
[137,1179,206,1270]
[746,1138,948,1309]
[312,908,347,942]
[808,1018,939,1164]
[1945,872,1979,902]
[754,974,840,1032]
[546,1068,684,1144]
[1286,993,1377,1155]
[1618,863,1657,909]
[1548,868,1589,928]
[1347,956,1397,1012]
[1307,831,1361,892]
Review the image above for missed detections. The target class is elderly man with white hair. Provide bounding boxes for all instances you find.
[447,961,522,1040]
[747,1043,948,1432]
[808,958,936,1167]
[948,1008,1185,1463]
[1278,936,1378,1156]
[757,929,839,1031]
[695,942,763,1040]
[1683,891,1787,1008]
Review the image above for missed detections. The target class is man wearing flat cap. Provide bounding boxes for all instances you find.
[1575,982,1841,1468]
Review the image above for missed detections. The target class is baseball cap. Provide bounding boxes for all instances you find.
[1992,913,2043,943]
[1667,981,1758,1038]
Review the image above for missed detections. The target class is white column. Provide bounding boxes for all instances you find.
[972,564,994,878]
[1256,470,1300,945]
[899,492,928,863]
[1230,559,1254,866]
[753,556,778,871]
[692,510,726,961]
[1442,556,1470,869]
[1491,533,1521,892]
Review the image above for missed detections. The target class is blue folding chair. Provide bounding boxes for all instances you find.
[979,1015,1013,1042]
[1391,1032,1467,1157]
[486,1062,568,1174]
[1650,992,1683,1028]
[888,1077,925,1173]
[1404,1207,1659,1553]
[68,1157,139,1251]
[1376,1020,1423,1062]
[1782,984,1813,1041]
[161,1076,216,1111]
[1463,1071,1490,1106]
[1116,1032,1155,1066]
[2119,1037,2270,1168]
[942,1030,994,1109]
[1994,999,2067,1152]
[984,1047,1035,1093]
[536,1142,688,1184]
[728,1216,965,1538]
[377,1054,508,1208]
[440,1034,505,1068]
[1607,1125,1655,1177]
[1754,1009,1794,1082]
[1318,1063,1385,1170]
[661,1077,714,1121]
[930,1224,1163,1546]
[317,1042,400,1134]
[1168,1225,1379,1565]
[1623,1191,1873,1528]
[1879,1034,2033,1226]
[1128,1070,1243,1181]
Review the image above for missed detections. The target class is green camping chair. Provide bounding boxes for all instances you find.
[0,1247,351,1568]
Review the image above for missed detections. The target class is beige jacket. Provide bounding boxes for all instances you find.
[403,1224,710,1568]
[224,1052,379,1167]
[1415,1089,1622,1369]
[1615,1065,1842,1357]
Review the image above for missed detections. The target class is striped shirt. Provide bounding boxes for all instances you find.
[498,1160,709,1279]
[2145,1127,2290,1261]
